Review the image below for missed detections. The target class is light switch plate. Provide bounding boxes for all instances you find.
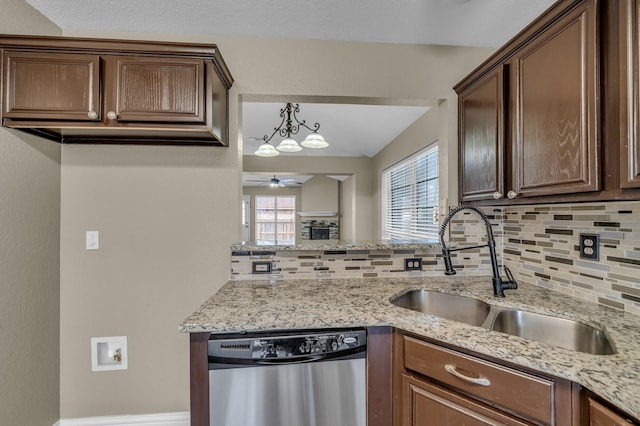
[86,230,99,250]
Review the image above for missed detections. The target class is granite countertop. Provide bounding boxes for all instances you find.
[230,239,439,252]
[180,276,640,420]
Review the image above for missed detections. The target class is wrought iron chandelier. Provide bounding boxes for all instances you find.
[255,103,329,157]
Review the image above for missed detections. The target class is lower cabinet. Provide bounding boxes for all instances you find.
[396,332,579,426]
[586,396,637,426]
[403,374,529,426]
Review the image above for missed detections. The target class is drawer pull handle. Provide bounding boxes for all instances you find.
[444,364,491,386]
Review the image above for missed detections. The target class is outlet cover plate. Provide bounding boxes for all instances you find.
[404,258,423,271]
[579,233,600,260]
[252,261,272,274]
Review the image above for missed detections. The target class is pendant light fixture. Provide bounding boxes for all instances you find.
[254,103,328,157]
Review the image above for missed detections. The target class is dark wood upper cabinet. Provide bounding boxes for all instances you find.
[0,35,233,146]
[620,0,640,188]
[456,0,601,204]
[458,66,505,202]
[3,50,101,121]
[110,56,205,124]
[510,0,599,198]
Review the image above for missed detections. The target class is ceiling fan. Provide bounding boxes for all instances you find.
[245,175,303,187]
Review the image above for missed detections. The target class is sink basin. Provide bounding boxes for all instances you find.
[391,290,491,327]
[490,309,616,355]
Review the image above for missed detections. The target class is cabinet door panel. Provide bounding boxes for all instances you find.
[511,0,599,197]
[620,0,640,188]
[458,66,505,201]
[402,375,530,426]
[111,56,205,123]
[588,397,636,426]
[3,51,100,120]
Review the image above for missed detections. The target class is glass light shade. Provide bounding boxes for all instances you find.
[276,138,302,152]
[254,142,279,157]
[300,132,329,148]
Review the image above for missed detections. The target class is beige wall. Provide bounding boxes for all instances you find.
[341,176,357,240]
[0,2,61,425]
[301,175,339,213]
[372,104,449,238]
[243,185,302,242]
[55,28,492,418]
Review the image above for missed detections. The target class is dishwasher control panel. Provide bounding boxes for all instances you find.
[208,329,366,361]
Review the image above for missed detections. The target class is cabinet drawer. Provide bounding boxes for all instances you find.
[404,336,553,424]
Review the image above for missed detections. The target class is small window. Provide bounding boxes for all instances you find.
[382,143,439,240]
[255,196,296,245]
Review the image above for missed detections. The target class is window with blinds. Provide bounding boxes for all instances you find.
[382,143,439,240]
[255,195,296,245]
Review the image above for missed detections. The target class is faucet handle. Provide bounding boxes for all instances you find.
[502,265,518,289]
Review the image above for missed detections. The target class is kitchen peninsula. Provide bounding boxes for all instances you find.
[181,274,640,425]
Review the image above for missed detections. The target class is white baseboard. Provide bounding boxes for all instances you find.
[56,411,190,426]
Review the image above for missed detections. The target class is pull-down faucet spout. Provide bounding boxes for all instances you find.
[439,205,517,297]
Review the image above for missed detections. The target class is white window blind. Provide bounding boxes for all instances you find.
[255,196,296,245]
[382,143,439,240]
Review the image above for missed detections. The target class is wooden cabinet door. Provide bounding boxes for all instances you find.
[510,0,599,198]
[2,50,100,121]
[458,66,505,201]
[588,397,636,425]
[620,0,640,188]
[107,56,205,123]
[402,374,530,426]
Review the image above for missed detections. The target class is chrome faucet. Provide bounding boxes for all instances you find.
[439,205,517,297]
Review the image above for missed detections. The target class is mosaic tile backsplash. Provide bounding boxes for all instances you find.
[230,201,640,315]
[501,201,640,316]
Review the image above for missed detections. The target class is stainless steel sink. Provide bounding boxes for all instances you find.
[391,290,616,355]
[489,309,615,355]
[391,290,491,327]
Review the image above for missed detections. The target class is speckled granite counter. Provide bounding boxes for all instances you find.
[230,239,439,252]
[180,276,640,420]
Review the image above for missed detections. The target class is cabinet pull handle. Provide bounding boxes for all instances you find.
[493,192,503,199]
[87,111,98,119]
[507,190,518,199]
[444,364,491,386]
[107,111,118,120]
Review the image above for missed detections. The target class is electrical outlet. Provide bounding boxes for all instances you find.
[404,258,423,271]
[579,233,600,260]
[252,261,272,274]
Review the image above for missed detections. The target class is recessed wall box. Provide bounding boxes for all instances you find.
[91,336,128,372]
[252,261,272,274]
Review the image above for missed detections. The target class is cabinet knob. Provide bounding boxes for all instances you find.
[507,190,518,199]
[493,192,503,200]
[107,111,118,120]
[87,111,98,120]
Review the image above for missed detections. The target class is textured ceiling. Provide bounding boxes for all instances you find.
[25,0,556,48]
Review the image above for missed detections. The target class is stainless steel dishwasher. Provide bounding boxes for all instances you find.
[208,328,367,426]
